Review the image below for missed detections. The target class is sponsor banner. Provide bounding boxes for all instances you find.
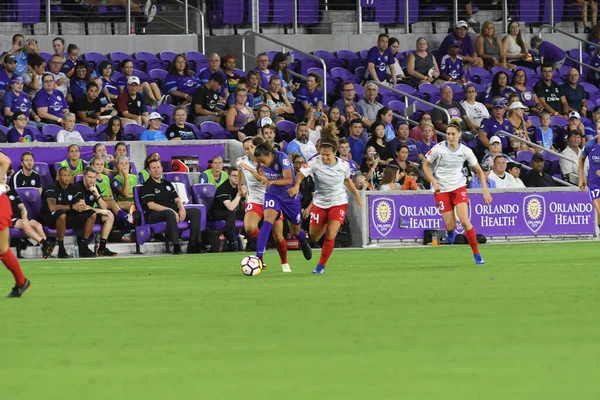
[369,191,595,239]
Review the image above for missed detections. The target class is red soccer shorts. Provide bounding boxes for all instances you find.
[434,186,469,213]
[310,204,348,227]
[0,195,13,230]
[245,202,284,221]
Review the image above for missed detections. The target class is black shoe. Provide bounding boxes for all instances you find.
[97,247,118,257]
[227,241,239,252]
[7,278,31,298]
[79,246,97,258]
[585,27,592,33]
[57,246,71,259]
[41,240,55,259]
[173,244,182,255]
[187,244,206,254]
[300,239,312,260]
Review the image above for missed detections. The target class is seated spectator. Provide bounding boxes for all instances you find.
[52,37,66,64]
[0,34,28,76]
[270,52,297,98]
[226,77,254,110]
[478,100,514,153]
[556,111,586,151]
[416,122,436,161]
[221,54,240,95]
[530,36,566,70]
[461,84,490,128]
[165,106,195,140]
[117,60,163,107]
[502,21,534,68]
[286,122,318,161]
[560,130,586,179]
[469,163,497,189]
[113,142,128,162]
[294,72,323,120]
[484,72,516,108]
[22,53,46,97]
[303,107,323,143]
[39,166,97,258]
[533,112,557,151]
[262,76,295,122]
[89,157,129,224]
[0,54,19,103]
[33,73,69,125]
[59,144,87,176]
[357,82,381,126]
[560,68,587,116]
[522,153,557,187]
[10,151,41,192]
[2,76,40,127]
[141,159,203,254]
[138,153,161,184]
[506,101,533,147]
[390,144,418,171]
[164,54,198,106]
[476,21,512,70]
[56,112,84,143]
[481,135,514,169]
[116,76,149,126]
[98,60,119,104]
[260,123,283,151]
[6,112,37,143]
[342,103,363,128]
[200,155,229,187]
[347,118,367,163]
[589,47,600,87]
[432,85,478,136]
[252,53,277,90]
[333,82,364,116]
[60,43,79,78]
[337,138,359,177]
[409,113,437,142]
[360,145,384,189]
[406,37,443,87]
[226,89,256,141]
[197,53,228,101]
[379,165,402,191]
[209,167,246,252]
[104,116,123,141]
[511,69,544,115]
[365,34,397,85]
[375,107,395,142]
[139,112,167,141]
[366,122,394,165]
[439,40,467,84]
[73,81,116,127]
[111,156,139,210]
[73,166,118,257]
[91,143,116,175]
[507,162,526,188]
[389,121,420,164]
[246,71,265,112]
[353,174,369,190]
[69,61,97,103]
[438,21,483,69]
[46,55,68,98]
[489,155,519,188]
[387,37,407,82]
[192,71,226,127]
[326,106,346,138]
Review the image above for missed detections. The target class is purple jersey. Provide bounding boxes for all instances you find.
[539,41,566,63]
[513,86,537,108]
[439,55,464,80]
[260,150,296,199]
[295,87,323,108]
[438,32,476,62]
[33,89,68,118]
[479,116,514,151]
[366,46,394,82]
[101,76,119,97]
[252,68,276,90]
[416,140,435,156]
[582,139,600,188]
[2,90,31,116]
[484,86,516,105]
[164,73,198,97]
[0,70,17,93]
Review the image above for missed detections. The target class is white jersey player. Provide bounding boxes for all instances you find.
[237,137,290,272]
[287,132,362,274]
[423,121,492,265]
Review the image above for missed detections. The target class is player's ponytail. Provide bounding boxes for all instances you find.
[251,136,265,147]
[447,118,462,133]
[320,123,339,151]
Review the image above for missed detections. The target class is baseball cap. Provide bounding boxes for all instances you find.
[531,153,544,162]
[258,117,273,128]
[480,163,491,171]
[492,99,506,109]
[593,105,600,113]
[508,101,527,110]
[456,20,468,29]
[489,135,501,145]
[148,111,162,120]
[568,111,580,119]
[5,54,17,63]
[127,76,140,85]
[10,75,23,84]
[507,161,521,170]
[451,40,461,47]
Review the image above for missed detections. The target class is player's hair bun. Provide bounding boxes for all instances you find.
[320,123,339,150]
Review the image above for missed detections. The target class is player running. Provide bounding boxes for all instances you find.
[237,137,291,272]
[0,151,31,297]
[251,141,312,265]
[422,119,492,265]
[578,119,600,234]
[287,130,362,274]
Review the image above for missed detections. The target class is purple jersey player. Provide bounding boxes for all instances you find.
[251,143,313,265]
[579,120,600,232]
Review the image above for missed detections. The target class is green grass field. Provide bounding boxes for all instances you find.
[2,242,600,399]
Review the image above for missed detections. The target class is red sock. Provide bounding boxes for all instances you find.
[1,249,25,287]
[319,238,335,267]
[247,228,259,238]
[275,239,288,264]
[464,227,480,255]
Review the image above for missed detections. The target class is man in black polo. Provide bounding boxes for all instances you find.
[192,71,226,126]
[39,166,97,258]
[11,151,42,192]
[209,167,246,252]
[140,159,203,254]
[72,166,118,257]
[534,63,569,118]
[116,76,148,126]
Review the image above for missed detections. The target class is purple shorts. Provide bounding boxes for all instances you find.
[589,186,600,202]
[264,193,302,225]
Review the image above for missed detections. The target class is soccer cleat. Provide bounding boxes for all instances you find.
[97,247,118,257]
[57,246,71,259]
[311,264,325,274]
[446,230,455,245]
[260,260,267,270]
[79,246,97,258]
[173,244,183,255]
[300,239,312,260]
[474,254,485,265]
[7,278,31,298]
[281,263,292,273]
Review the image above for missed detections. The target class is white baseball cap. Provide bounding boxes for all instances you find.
[127,76,141,85]
[568,111,580,119]
[508,101,527,110]
[489,135,502,145]
[148,112,162,120]
[258,117,273,128]
[456,20,468,29]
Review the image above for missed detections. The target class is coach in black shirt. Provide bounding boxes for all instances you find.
[11,151,42,192]
[210,167,246,252]
[523,153,557,187]
[140,159,203,254]
[192,72,226,126]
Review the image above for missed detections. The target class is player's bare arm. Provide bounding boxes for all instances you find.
[422,160,440,192]
[344,177,362,209]
[287,171,305,198]
[472,164,493,205]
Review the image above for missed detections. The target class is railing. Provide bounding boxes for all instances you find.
[538,25,600,76]
[241,31,329,104]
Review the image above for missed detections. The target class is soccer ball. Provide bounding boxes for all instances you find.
[240,256,263,276]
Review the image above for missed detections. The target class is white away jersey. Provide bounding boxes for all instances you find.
[236,156,265,204]
[426,141,477,192]
[300,156,351,208]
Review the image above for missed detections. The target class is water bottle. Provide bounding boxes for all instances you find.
[218,234,225,252]
[72,245,79,258]
[431,232,438,247]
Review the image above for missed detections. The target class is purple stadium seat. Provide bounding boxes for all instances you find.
[32,163,53,188]
[163,172,192,197]
[185,51,207,73]
[159,51,177,70]
[466,67,492,85]
[388,100,406,115]
[314,50,343,70]
[110,52,134,71]
[276,120,297,142]
[16,188,42,221]
[542,150,562,177]
[135,51,166,72]
[16,1,40,25]
[307,67,324,79]
[158,104,175,123]
[551,116,568,128]
[233,68,247,78]
[0,126,9,137]
[191,184,244,233]
[372,0,396,25]
[418,83,441,102]
[42,124,61,142]
[123,124,145,141]
[149,69,168,89]
[84,52,108,71]
[272,0,294,25]
[512,0,540,23]
[245,0,270,24]
[209,0,244,26]
[354,84,364,101]
[200,121,231,139]
[359,49,369,60]
[542,0,563,24]
[291,51,319,76]
[580,82,600,95]
[266,50,280,63]
[39,52,52,64]
[183,122,209,140]
[132,69,152,83]
[298,0,320,25]
[491,66,513,80]
[528,115,541,128]
[355,66,366,83]
[397,0,419,24]
[331,67,358,85]
[336,50,363,73]
[516,150,534,165]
